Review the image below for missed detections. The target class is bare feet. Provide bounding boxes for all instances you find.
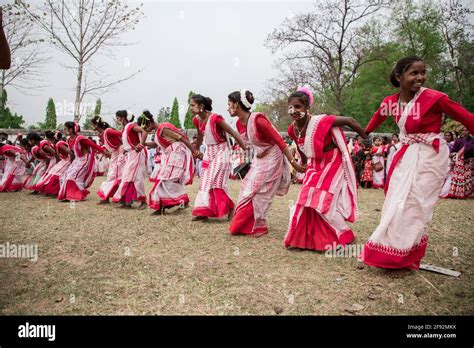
[227,208,235,221]
[97,200,109,205]
[137,202,147,210]
[249,231,268,238]
[192,216,208,221]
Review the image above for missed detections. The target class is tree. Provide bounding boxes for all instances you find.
[43,98,57,129]
[82,99,101,130]
[94,98,102,117]
[17,0,143,121]
[183,91,195,129]
[254,99,292,131]
[437,0,473,108]
[265,0,389,113]
[156,106,170,124]
[391,0,446,89]
[0,3,48,114]
[0,89,25,128]
[169,97,181,129]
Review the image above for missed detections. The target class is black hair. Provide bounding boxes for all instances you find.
[54,131,63,141]
[392,133,399,138]
[116,110,134,122]
[191,94,213,112]
[27,132,42,142]
[44,130,56,140]
[91,116,111,130]
[228,90,255,112]
[137,110,155,128]
[288,91,310,107]
[389,55,424,88]
[20,138,30,148]
[0,132,7,138]
[363,138,373,147]
[64,121,80,133]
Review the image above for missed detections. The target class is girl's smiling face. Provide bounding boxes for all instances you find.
[288,98,308,120]
[397,61,427,94]
[227,100,238,117]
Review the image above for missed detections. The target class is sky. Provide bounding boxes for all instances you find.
[5,0,317,128]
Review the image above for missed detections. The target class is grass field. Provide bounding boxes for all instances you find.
[0,179,472,315]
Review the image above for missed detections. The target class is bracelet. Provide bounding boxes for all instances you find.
[290,159,297,165]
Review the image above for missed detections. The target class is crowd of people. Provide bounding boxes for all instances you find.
[0,55,473,273]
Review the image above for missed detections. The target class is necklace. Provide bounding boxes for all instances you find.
[294,115,310,139]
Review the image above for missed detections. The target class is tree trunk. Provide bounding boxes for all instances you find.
[335,89,342,114]
[74,62,83,122]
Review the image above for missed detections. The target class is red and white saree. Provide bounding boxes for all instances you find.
[37,140,71,196]
[0,145,26,192]
[284,115,358,251]
[148,123,194,211]
[23,146,48,191]
[192,114,234,218]
[34,140,57,192]
[58,135,103,201]
[149,150,162,183]
[361,87,474,269]
[229,112,291,236]
[112,122,147,204]
[97,128,125,201]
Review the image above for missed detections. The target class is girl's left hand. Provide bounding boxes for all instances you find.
[292,162,306,173]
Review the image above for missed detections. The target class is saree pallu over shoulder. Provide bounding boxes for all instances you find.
[230,112,290,235]
[299,115,358,221]
[362,88,450,269]
[284,115,358,251]
[23,146,48,190]
[57,135,97,201]
[192,114,233,218]
[97,146,125,201]
[111,123,148,204]
[149,141,193,211]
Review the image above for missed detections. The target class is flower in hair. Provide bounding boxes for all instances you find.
[296,86,314,107]
[240,89,253,109]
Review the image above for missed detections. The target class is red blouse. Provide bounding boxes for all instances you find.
[366,89,474,134]
[238,114,287,150]
[193,115,226,143]
[104,128,122,149]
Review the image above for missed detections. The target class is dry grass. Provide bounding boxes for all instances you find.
[0,178,472,315]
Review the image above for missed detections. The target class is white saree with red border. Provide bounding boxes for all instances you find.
[361,88,449,269]
[97,128,125,201]
[192,114,234,218]
[148,123,194,211]
[57,135,97,201]
[112,122,148,204]
[230,112,291,236]
[0,145,26,192]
